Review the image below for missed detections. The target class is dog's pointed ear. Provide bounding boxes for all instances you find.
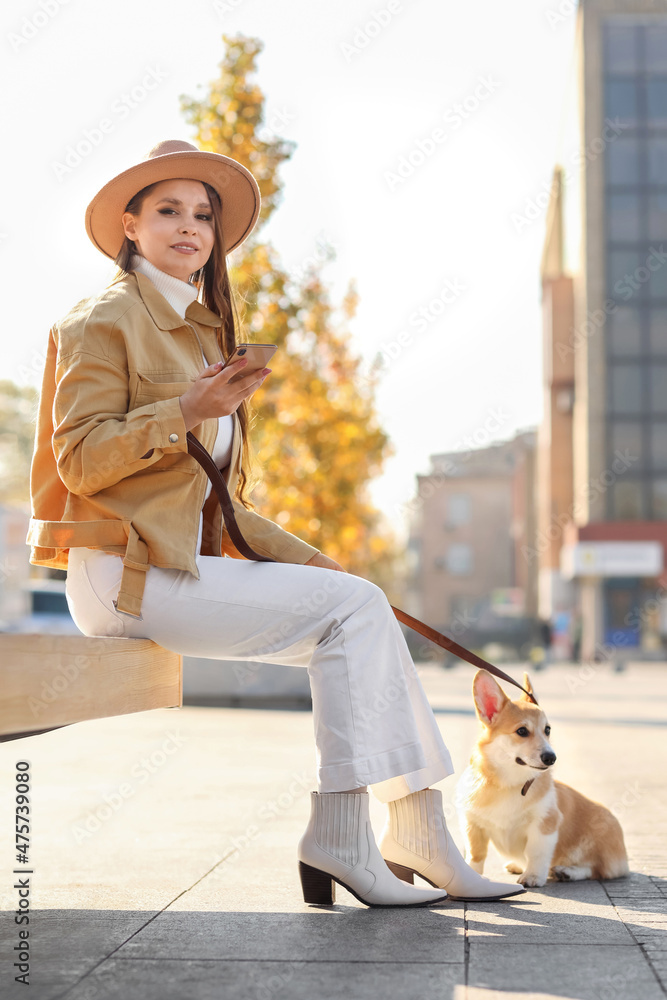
[473,670,509,726]
[522,672,537,703]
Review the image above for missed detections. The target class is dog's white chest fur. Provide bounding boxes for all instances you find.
[456,765,557,863]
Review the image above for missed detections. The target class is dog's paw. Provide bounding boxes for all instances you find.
[551,865,591,882]
[505,862,523,875]
[518,871,547,887]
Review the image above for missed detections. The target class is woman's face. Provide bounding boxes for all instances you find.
[122,178,216,281]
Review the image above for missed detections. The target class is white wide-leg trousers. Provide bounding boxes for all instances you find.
[65,548,454,801]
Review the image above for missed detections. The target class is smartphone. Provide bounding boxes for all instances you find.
[222,343,277,383]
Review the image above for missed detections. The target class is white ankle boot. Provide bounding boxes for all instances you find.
[297,791,448,908]
[379,788,525,901]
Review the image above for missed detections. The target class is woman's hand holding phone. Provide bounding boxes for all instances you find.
[178,351,273,433]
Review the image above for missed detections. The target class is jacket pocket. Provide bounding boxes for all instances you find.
[132,374,194,407]
[131,375,198,474]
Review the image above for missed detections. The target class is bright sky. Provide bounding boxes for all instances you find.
[1,0,578,536]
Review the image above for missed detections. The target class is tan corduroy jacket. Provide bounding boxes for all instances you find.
[27,271,320,618]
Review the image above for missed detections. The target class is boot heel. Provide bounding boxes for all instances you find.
[298,861,336,904]
[386,861,415,884]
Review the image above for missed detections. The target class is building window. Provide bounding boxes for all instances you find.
[608,306,642,356]
[652,478,667,518]
[647,192,667,240]
[604,23,639,75]
[608,191,641,240]
[611,479,646,519]
[603,18,667,519]
[649,309,667,353]
[609,364,643,415]
[445,544,473,575]
[650,421,667,469]
[646,26,667,74]
[446,493,471,527]
[610,422,644,471]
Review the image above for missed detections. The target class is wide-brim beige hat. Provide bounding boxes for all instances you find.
[85,139,261,259]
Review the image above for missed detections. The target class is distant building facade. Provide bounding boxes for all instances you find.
[406,431,538,639]
[540,0,667,659]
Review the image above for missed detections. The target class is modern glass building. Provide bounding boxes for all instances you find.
[604,19,667,520]
[540,0,667,660]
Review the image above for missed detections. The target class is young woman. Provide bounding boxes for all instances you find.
[28,139,523,908]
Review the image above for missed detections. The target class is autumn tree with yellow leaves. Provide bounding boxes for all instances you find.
[181,35,402,591]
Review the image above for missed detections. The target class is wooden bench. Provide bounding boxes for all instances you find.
[0,634,182,742]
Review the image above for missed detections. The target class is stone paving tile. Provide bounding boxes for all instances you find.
[466,881,633,945]
[0,910,158,962]
[64,959,466,1000]
[635,925,667,948]
[7,962,95,1000]
[606,874,667,899]
[647,955,667,982]
[612,905,667,926]
[114,908,464,963]
[467,942,665,1000]
[1,910,157,1000]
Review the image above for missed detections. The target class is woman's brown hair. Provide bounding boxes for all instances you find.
[112,178,256,509]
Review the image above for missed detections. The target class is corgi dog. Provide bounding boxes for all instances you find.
[455,669,629,887]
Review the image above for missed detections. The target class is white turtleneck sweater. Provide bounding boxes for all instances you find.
[130,254,234,473]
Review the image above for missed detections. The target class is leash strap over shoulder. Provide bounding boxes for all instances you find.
[186,431,537,704]
[187,431,274,563]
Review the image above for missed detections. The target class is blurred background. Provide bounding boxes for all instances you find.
[2,0,667,700]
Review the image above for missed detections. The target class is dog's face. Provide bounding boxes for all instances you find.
[472,670,556,782]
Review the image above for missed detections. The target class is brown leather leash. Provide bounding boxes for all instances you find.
[187,432,537,704]
[389,605,537,704]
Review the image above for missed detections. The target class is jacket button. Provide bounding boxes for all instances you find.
[169,433,179,443]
